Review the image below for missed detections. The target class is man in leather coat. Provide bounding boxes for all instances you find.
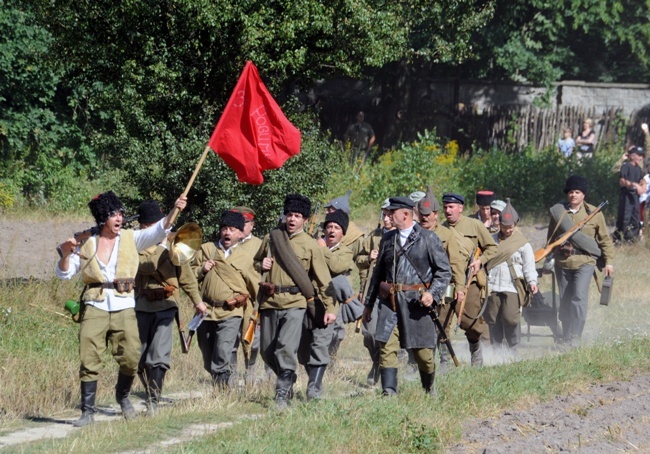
[362,197,451,396]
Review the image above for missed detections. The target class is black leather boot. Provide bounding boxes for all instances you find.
[73,381,97,427]
[306,365,326,401]
[146,367,166,416]
[115,373,137,420]
[380,368,398,396]
[275,370,296,409]
[366,361,380,386]
[419,369,437,397]
[469,341,483,367]
[214,371,231,391]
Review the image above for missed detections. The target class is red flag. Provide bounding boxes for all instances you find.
[208,61,301,185]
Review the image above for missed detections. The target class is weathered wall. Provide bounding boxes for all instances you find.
[307,73,650,152]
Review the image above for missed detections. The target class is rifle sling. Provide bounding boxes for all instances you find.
[269,228,315,299]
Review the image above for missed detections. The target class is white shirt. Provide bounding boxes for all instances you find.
[56,218,170,312]
[398,225,414,246]
[218,240,238,258]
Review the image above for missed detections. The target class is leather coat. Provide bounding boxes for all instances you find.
[364,223,451,348]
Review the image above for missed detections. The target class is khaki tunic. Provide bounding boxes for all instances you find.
[135,244,203,312]
[547,202,614,270]
[356,227,384,284]
[254,230,336,315]
[193,243,260,321]
[322,242,355,292]
[443,215,498,267]
[432,223,466,289]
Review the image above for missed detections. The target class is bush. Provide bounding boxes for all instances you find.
[326,129,621,220]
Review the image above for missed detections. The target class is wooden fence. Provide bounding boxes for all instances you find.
[453,105,633,153]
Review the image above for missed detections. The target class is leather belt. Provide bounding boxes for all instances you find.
[88,282,117,289]
[392,283,429,292]
[273,285,301,294]
[204,296,229,308]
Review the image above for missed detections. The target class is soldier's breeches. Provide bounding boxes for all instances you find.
[484,292,520,327]
[79,306,141,382]
[298,316,335,367]
[136,308,175,371]
[260,308,305,375]
[197,317,242,375]
[459,282,488,343]
[379,325,434,374]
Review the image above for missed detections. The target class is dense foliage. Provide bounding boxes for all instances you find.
[1,0,647,222]
[328,129,620,219]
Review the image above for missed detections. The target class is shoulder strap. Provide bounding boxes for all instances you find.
[269,228,315,299]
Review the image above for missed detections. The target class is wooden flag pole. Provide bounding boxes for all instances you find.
[169,145,212,224]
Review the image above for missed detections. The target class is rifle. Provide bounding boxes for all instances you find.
[56,214,139,258]
[355,210,384,333]
[428,305,460,367]
[456,247,481,333]
[245,240,272,345]
[534,200,608,263]
[308,201,321,237]
[243,310,259,344]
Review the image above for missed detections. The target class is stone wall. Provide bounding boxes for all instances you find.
[307,75,650,151]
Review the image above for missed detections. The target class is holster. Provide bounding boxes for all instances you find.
[259,282,275,297]
[225,294,249,309]
[378,282,396,311]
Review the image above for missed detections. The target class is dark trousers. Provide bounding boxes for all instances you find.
[197,317,242,375]
[136,308,175,372]
[615,190,640,241]
[555,264,594,342]
[259,308,305,375]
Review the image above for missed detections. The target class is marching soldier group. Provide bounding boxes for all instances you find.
[56,173,614,423]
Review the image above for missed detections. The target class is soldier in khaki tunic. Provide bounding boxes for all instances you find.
[321,192,363,355]
[56,191,187,427]
[255,194,337,408]
[230,206,264,383]
[416,188,466,370]
[192,211,260,389]
[134,201,206,416]
[297,209,352,399]
[442,192,498,366]
[470,190,497,233]
[356,199,394,385]
[547,175,614,345]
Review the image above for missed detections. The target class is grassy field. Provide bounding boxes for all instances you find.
[1,223,649,452]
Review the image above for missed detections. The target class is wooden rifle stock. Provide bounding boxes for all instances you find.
[456,247,481,332]
[308,202,321,236]
[243,311,259,344]
[534,200,608,263]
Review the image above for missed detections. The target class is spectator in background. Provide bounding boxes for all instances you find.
[575,119,596,159]
[557,128,575,158]
[640,123,650,234]
[344,111,376,158]
[613,146,646,244]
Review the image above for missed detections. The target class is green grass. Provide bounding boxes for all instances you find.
[2,217,650,452]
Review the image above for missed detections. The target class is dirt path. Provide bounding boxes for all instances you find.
[449,373,650,453]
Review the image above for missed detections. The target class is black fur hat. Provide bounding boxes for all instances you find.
[220,210,245,232]
[88,191,125,227]
[137,200,164,224]
[283,193,311,219]
[563,175,589,195]
[324,209,349,235]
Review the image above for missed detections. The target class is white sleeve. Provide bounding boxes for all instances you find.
[134,218,170,252]
[520,243,538,285]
